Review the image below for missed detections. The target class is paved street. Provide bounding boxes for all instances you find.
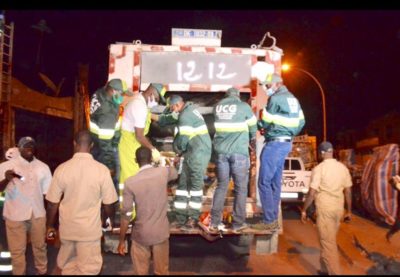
[1,207,400,275]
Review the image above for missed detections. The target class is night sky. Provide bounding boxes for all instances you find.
[4,10,400,144]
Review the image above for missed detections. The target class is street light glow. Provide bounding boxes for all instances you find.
[282,63,291,71]
[282,63,327,141]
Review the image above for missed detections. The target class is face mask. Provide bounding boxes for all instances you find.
[261,83,275,97]
[147,95,158,109]
[266,88,275,97]
[112,92,123,105]
[171,111,179,120]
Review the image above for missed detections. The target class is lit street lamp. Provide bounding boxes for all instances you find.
[282,64,327,141]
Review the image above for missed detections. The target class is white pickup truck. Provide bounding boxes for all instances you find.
[281,157,312,203]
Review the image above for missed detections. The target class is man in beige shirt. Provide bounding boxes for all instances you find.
[0,136,52,275]
[118,146,178,275]
[46,130,118,275]
[301,141,352,275]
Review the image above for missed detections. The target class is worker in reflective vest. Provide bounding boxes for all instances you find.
[170,95,212,231]
[89,78,133,187]
[118,83,166,202]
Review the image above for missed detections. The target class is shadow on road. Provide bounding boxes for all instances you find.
[286,239,319,274]
[170,235,252,274]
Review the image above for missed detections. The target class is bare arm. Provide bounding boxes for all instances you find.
[46,200,60,239]
[134,127,154,150]
[46,200,59,229]
[103,202,116,227]
[301,188,316,223]
[343,187,352,221]
[117,217,130,256]
[0,170,15,191]
[151,113,159,122]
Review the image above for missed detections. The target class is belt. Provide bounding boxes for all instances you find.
[267,137,292,142]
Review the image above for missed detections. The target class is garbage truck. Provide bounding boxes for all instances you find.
[103,28,298,254]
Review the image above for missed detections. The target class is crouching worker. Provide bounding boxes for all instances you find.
[118,146,178,275]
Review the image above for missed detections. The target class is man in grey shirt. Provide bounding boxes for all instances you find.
[118,146,178,275]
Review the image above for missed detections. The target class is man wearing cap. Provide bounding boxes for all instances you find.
[209,87,257,234]
[0,136,52,275]
[89,78,133,184]
[252,73,305,232]
[169,96,212,230]
[301,141,352,275]
[118,83,166,201]
[150,96,179,127]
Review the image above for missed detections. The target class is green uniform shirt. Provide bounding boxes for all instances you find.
[158,107,179,127]
[213,95,257,156]
[260,85,305,140]
[173,102,211,156]
[89,87,121,169]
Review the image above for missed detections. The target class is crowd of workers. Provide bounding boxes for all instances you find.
[0,72,357,275]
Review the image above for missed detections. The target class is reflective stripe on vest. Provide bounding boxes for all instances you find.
[214,122,248,133]
[179,124,208,140]
[89,121,115,140]
[262,108,302,128]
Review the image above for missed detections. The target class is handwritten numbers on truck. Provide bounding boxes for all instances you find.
[141,52,251,85]
[177,61,202,82]
[177,61,237,82]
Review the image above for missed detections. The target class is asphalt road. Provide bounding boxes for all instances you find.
[1,206,400,275]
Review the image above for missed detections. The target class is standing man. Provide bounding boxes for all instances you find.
[170,95,212,230]
[45,130,118,275]
[118,83,165,201]
[209,87,257,233]
[301,141,352,275]
[118,147,178,275]
[0,136,52,275]
[89,78,132,186]
[252,73,305,231]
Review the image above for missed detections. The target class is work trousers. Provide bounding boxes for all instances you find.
[174,150,211,224]
[316,208,343,275]
[130,239,169,275]
[57,238,102,275]
[258,141,292,223]
[5,216,47,275]
[211,153,250,228]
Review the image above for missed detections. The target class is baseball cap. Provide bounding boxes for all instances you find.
[226,87,240,97]
[18,136,36,148]
[107,79,133,96]
[318,141,333,153]
[150,83,167,104]
[169,95,183,106]
[260,73,283,85]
